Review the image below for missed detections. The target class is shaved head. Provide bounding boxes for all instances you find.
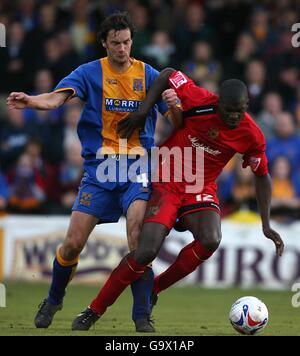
[219,79,248,104]
[218,79,249,129]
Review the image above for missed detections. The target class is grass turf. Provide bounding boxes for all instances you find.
[0,282,299,336]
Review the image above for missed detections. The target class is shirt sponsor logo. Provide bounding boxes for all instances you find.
[133,78,144,92]
[188,135,221,156]
[170,71,188,89]
[105,98,141,112]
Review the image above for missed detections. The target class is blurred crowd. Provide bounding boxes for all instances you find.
[0,0,299,222]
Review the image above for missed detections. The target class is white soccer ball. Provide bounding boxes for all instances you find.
[229,296,269,335]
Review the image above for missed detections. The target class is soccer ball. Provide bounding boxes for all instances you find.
[229,296,269,335]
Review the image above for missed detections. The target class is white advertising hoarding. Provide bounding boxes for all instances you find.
[0,216,299,289]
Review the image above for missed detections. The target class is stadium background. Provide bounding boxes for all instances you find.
[0,0,300,336]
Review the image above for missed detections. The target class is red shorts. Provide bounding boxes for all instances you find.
[144,182,220,231]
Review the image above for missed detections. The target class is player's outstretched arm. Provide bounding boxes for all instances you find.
[7,91,72,111]
[117,67,176,139]
[254,174,284,256]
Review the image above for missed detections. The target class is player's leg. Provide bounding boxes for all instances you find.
[71,222,169,331]
[71,183,178,331]
[34,211,99,328]
[123,181,182,331]
[126,199,147,251]
[153,210,221,295]
[48,211,99,303]
[34,175,117,329]
[126,199,155,331]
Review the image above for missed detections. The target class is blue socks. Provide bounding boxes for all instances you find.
[47,251,153,320]
[47,254,78,305]
[131,266,154,321]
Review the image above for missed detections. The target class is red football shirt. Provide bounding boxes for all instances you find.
[158,71,268,190]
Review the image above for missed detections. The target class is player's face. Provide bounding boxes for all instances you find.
[218,100,248,129]
[103,29,132,67]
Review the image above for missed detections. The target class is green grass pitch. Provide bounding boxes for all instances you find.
[0,282,299,336]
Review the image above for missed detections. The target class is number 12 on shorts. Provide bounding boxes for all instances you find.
[196,194,214,202]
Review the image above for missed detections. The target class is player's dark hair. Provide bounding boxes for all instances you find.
[97,12,136,43]
[219,79,248,104]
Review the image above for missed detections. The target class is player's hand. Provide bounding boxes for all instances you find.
[7,92,30,110]
[117,112,146,140]
[263,227,284,256]
[162,89,178,108]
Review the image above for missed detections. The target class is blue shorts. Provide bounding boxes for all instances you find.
[72,157,151,223]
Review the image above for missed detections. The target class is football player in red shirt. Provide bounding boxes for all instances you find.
[71,68,284,331]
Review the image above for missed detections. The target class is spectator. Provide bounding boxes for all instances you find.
[142,30,176,70]
[291,86,300,128]
[270,155,300,221]
[7,152,46,213]
[223,32,257,80]
[130,4,151,59]
[25,138,45,173]
[246,7,277,57]
[22,70,64,164]
[56,31,80,73]
[1,0,299,221]
[68,0,97,61]
[245,59,269,114]
[24,68,55,97]
[206,0,252,60]
[277,64,299,109]
[148,0,172,33]
[41,36,74,83]
[26,2,59,69]
[0,22,32,92]
[229,162,257,214]
[14,0,36,32]
[0,108,35,171]
[184,40,222,85]
[63,100,82,150]
[0,169,9,212]
[267,111,300,172]
[256,92,283,139]
[59,141,83,214]
[174,3,216,64]
[217,157,257,216]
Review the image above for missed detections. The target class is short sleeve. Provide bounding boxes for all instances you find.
[168,71,215,110]
[54,65,87,101]
[242,135,269,176]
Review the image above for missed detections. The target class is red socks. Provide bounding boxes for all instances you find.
[153,240,213,294]
[89,241,214,315]
[90,254,146,315]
